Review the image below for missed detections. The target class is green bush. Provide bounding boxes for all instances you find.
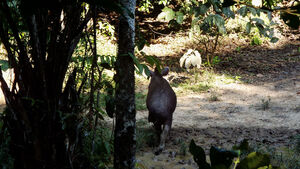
[81,121,114,169]
[189,139,281,169]
[136,92,147,111]
[0,111,14,169]
[136,119,157,151]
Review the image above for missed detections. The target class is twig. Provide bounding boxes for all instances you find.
[149,26,173,36]
[91,5,98,154]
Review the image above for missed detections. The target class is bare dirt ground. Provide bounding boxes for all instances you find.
[0,20,299,169]
[136,70,300,169]
[135,34,300,168]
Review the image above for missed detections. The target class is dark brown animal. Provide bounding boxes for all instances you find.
[146,67,177,154]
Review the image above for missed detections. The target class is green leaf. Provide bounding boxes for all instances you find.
[251,36,262,45]
[256,23,267,36]
[136,36,148,51]
[270,37,279,43]
[136,63,144,74]
[234,139,250,152]
[189,139,211,169]
[103,141,111,154]
[238,6,248,17]
[176,11,184,24]
[194,4,209,17]
[265,0,274,8]
[249,7,257,16]
[145,55,155,66]
[251,18,265,25]
[204,2,212,9]
[0,60,10,71]
[237,152,270,169]
[267,11,272,20]
[246,22,252,34]
[163,8,175,21]
[157,7,175,22]
[200,22,210,32]
[128,53,143,74]
[210,0,222,13]
[201,14,226,34]
[145,55,161,70]
[213,14,226,34]
[142,64,150,77]
[210,146,238,168]
[191,17,200,27]
[222,7,235,19]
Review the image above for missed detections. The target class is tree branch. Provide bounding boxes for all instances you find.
[26,14,48,98]
[1,1,31,67]
[0,67,32,138]
[0,23,26,92]
[0,67,12,105]
[0,24,18,68]
[233,0,300,15]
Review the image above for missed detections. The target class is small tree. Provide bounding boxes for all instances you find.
[0,0,93,168]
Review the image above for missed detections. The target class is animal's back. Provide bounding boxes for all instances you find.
[146,78,177,122]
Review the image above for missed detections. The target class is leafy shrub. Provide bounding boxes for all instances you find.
[296,135,300,154]
[251,35,263,46]
[189,139,280,169]
[209,93,219,102]
[81,122,113,169]
[260,97,271,110]
[136,120,157,150]
[189,139,238,169]
[0,111,14,169]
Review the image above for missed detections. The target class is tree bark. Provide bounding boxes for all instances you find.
[114,0,137,168]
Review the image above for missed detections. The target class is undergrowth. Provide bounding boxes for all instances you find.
[0,115,14,169]
[171,69,241,94]
[251,139,300,169]
[136,119,157,151]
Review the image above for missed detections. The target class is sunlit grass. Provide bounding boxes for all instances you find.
[136,92,147,111]
[171,69,241,95]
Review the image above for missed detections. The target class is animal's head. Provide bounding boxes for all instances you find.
[149,67,169,78]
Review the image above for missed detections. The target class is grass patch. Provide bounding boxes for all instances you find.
[136,119,157,151]
[254,144,300,169]
[208,93,220,101]
[171,69,241,94]
[136,92,147,111]
[175,82,212,93]
[260,96,271,110]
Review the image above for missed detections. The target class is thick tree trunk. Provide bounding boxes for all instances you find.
[114,0,137,168]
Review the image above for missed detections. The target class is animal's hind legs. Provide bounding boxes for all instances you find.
[155,124,170,155]
[154,123,162,142]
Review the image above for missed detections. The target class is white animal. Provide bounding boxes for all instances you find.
[179,49,202,71]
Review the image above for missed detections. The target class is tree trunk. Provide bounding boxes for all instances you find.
[114,0,137,168]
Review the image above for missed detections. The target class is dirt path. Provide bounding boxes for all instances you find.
[136,62,300,169]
